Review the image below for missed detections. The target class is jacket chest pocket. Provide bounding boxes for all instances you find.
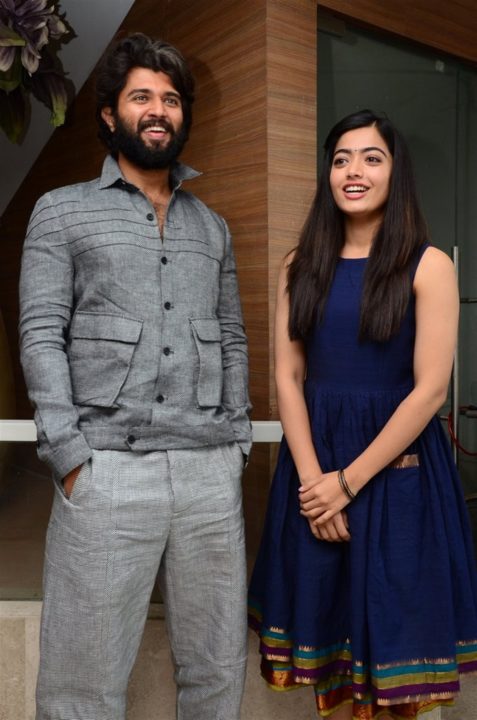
[190,318,223,408]
[68,312,143,407]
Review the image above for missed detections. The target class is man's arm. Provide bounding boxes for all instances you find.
[217,219,252,458]
[19,193,92,478]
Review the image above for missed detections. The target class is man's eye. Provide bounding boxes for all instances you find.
[165,97,180,106]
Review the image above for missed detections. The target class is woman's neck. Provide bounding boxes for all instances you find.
[341,214,382,258]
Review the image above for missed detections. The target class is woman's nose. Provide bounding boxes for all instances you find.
[347,155,363,177]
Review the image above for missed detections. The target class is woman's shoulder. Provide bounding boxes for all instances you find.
[414,245,456,289]
[417,244,454,271]
[277,248,297,281]
[282,248,297,267]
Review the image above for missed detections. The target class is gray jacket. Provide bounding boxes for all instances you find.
[20,156,252,478]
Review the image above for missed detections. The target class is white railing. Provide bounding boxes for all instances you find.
[0,420,283,443]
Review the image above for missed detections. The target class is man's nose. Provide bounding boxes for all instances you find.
[147,98,168,116]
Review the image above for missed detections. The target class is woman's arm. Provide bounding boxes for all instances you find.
[300,246,459,524]
[274,258,320,483]
[275,257,350,541]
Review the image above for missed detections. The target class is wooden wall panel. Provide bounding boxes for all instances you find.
[266,0,317,418]
[154,0,316,423]
[318,0,477,64]
[156,0,270,420]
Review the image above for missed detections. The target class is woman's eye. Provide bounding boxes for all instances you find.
[333,157,347,167]
[366,155,381,163]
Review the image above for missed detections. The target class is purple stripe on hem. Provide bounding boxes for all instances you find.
[458,660,477,673]
[375,681,459,700]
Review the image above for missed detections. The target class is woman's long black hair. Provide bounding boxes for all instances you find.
[287,109,429,343]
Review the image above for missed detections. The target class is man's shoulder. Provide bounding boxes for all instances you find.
[38,176,102,208]
[27,176,104,233]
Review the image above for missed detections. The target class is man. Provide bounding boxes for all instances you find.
[20,33,252,720]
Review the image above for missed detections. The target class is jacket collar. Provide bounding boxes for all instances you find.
[98,154,201,192]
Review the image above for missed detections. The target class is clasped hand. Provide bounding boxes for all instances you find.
[299,470,351,542]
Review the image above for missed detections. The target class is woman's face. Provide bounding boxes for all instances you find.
[329,125,393,221]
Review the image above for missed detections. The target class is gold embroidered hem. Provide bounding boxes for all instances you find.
[254,635,476,719]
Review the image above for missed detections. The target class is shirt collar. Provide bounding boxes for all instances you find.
[98,155,201,192]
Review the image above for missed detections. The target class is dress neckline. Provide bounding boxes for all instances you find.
[338,256,368,262]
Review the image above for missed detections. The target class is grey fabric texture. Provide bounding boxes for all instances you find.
[36,446,247,720]
[19,156,252,478]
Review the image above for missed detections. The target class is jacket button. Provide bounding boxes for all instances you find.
[163,347,171,356]
[161,256,168,265]
[157,394,165,403]
[164,301,171,310]
[146,212,154,221]
[127,434,136,444]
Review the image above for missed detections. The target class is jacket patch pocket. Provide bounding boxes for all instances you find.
[68,312,143,407]
[190,318,223,408]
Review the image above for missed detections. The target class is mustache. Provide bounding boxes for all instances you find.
[138,118,175,135]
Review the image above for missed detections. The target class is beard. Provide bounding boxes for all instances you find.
[110,114,188,170]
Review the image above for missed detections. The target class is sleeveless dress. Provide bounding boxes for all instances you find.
[248,248,477,719]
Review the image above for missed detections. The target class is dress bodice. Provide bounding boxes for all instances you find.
[305,258,415,392]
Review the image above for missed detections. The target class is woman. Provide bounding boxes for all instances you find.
[248,109,477,719]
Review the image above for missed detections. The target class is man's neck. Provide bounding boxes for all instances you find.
[117,153,172,201]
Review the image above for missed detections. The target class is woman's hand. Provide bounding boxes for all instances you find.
[307,511,350,542]
[299,470,352,525]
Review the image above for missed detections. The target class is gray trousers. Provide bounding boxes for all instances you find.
[36,443,248,720]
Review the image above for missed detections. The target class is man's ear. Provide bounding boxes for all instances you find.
[101,107,115,132]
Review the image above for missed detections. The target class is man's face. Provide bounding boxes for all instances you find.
[101,67,187,169]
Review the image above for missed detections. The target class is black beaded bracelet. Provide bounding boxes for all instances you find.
[338,468,356,501]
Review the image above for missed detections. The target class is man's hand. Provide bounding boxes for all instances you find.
[62,464,83,498]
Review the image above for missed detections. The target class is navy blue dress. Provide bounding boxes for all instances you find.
[248,250,477,719]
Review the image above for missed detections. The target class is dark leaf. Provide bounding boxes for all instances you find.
[31,69,70,126]
[0,49,23,91]
[0,86,27,143]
